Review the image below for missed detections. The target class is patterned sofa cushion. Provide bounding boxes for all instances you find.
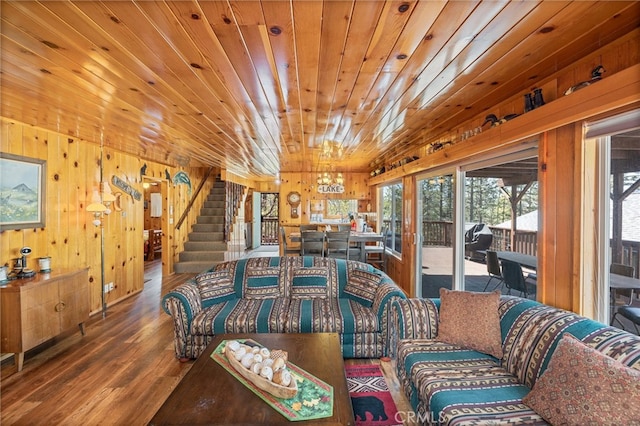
[285,256,341,298]
[190,298,289,335]
[523,333,640,425]
[436,289,503,359]
[290,267,329,298]
[395,339,544,425]
[243,267,283,299]
[284,298,379,334]
[498,296,640,388]
[342,269,380,307]
[195,270,235,308]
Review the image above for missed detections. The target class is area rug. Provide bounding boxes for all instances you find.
[345,364,401,426]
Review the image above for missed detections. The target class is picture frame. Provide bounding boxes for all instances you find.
[0,152,47,231]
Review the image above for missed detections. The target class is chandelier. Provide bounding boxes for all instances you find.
[317,171,343,186]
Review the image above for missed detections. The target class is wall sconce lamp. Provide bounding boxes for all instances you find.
[87,202,107,226]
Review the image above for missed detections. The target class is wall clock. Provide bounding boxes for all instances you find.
[286,191,301,218]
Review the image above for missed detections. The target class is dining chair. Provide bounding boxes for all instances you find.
[325,231,351,260]
[501,259,536,299]
[611,263,635,277]
[482,250,503,292]
[610,263,639,333]
[337,224,352,232]
[300,230,325,257]
[299,224,318,232]
[610,263,636,306]
[280,226,300,256]
[364,231,387,271]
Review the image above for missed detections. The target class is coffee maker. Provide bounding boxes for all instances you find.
[8,247,36,279]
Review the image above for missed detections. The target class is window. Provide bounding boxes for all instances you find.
[583,110,640,323]
[381,183,403,253]
[326,199,358,220]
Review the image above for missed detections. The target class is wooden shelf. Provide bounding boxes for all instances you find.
[368,64,640,185]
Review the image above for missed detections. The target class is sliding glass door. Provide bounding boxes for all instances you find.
[417,173,455,298]
[415,147,538,298]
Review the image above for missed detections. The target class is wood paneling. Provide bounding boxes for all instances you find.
[1,1,638,179]
[0,119,216,314]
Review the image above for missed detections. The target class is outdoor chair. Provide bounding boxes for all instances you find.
[300,231,325,257]
[280,226,300,256]
[501,259,536,299]
[325,231,351,260]
[482,250,503,292]
[610,263,639,334]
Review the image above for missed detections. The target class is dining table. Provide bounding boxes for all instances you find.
[289,230,384,263]
[496,251,538,270]
[610,273,640,294]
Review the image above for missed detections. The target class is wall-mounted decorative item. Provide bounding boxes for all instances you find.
[317,183,345,194]
[172,171,192,196]
[112,175,141,201]
[0,153,46,231]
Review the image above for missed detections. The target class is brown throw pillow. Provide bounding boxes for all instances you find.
[436,288,503,358]
[523,333,640,425]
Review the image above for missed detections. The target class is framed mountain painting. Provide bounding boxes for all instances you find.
[0,153,46,231]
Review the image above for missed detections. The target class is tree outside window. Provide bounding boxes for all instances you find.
[382,183,403,253]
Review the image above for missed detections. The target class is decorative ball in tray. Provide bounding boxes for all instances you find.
[223,340,298,399]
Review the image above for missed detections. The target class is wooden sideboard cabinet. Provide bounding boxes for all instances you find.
[0,268,90,371]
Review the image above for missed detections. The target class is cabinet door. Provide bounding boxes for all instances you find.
[22,284,60,350]
[58,272,89,331]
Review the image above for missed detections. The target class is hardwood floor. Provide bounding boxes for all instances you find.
[1,258,416,425]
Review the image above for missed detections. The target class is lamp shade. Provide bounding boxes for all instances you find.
[87,202,107,213]
[102,192,116,202]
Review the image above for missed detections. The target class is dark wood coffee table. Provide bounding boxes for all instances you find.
[149,333,354,425]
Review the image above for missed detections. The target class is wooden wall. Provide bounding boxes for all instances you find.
[278,172,372,226]
[0,119,215,315]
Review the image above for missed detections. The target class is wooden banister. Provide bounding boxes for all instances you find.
[175,167,214,230]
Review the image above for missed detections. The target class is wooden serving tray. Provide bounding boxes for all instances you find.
[211,339,335,422]
[224,341,298,399]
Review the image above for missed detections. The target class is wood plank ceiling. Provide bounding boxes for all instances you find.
[1,1,639,180]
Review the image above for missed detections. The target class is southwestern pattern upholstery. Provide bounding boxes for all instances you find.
[390,296,640,425]
[162,256,406,360]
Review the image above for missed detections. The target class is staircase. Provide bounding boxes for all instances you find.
[174,181,228,274]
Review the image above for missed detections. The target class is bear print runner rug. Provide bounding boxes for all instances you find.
[345,364,401,426]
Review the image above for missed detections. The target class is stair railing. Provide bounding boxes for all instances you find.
[224,181,246,242]
[175,167,214,230]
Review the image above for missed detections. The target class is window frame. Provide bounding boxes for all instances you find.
[380,181,403,255]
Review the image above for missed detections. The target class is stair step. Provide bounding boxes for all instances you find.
[196,216,224,225]
[200,207,225,216]
[174,260,225,274]
[188,231,224,241]
[204,200,224,208]
[174,179,240,274]
[179,250,226,262]
[184,241,228,251]
[192,223,224,232]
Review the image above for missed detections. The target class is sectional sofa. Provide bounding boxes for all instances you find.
[162,256,407,360]
[391,291,640,425]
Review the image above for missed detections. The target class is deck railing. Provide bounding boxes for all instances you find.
[261,217,279,245]
[266,218,639,275]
